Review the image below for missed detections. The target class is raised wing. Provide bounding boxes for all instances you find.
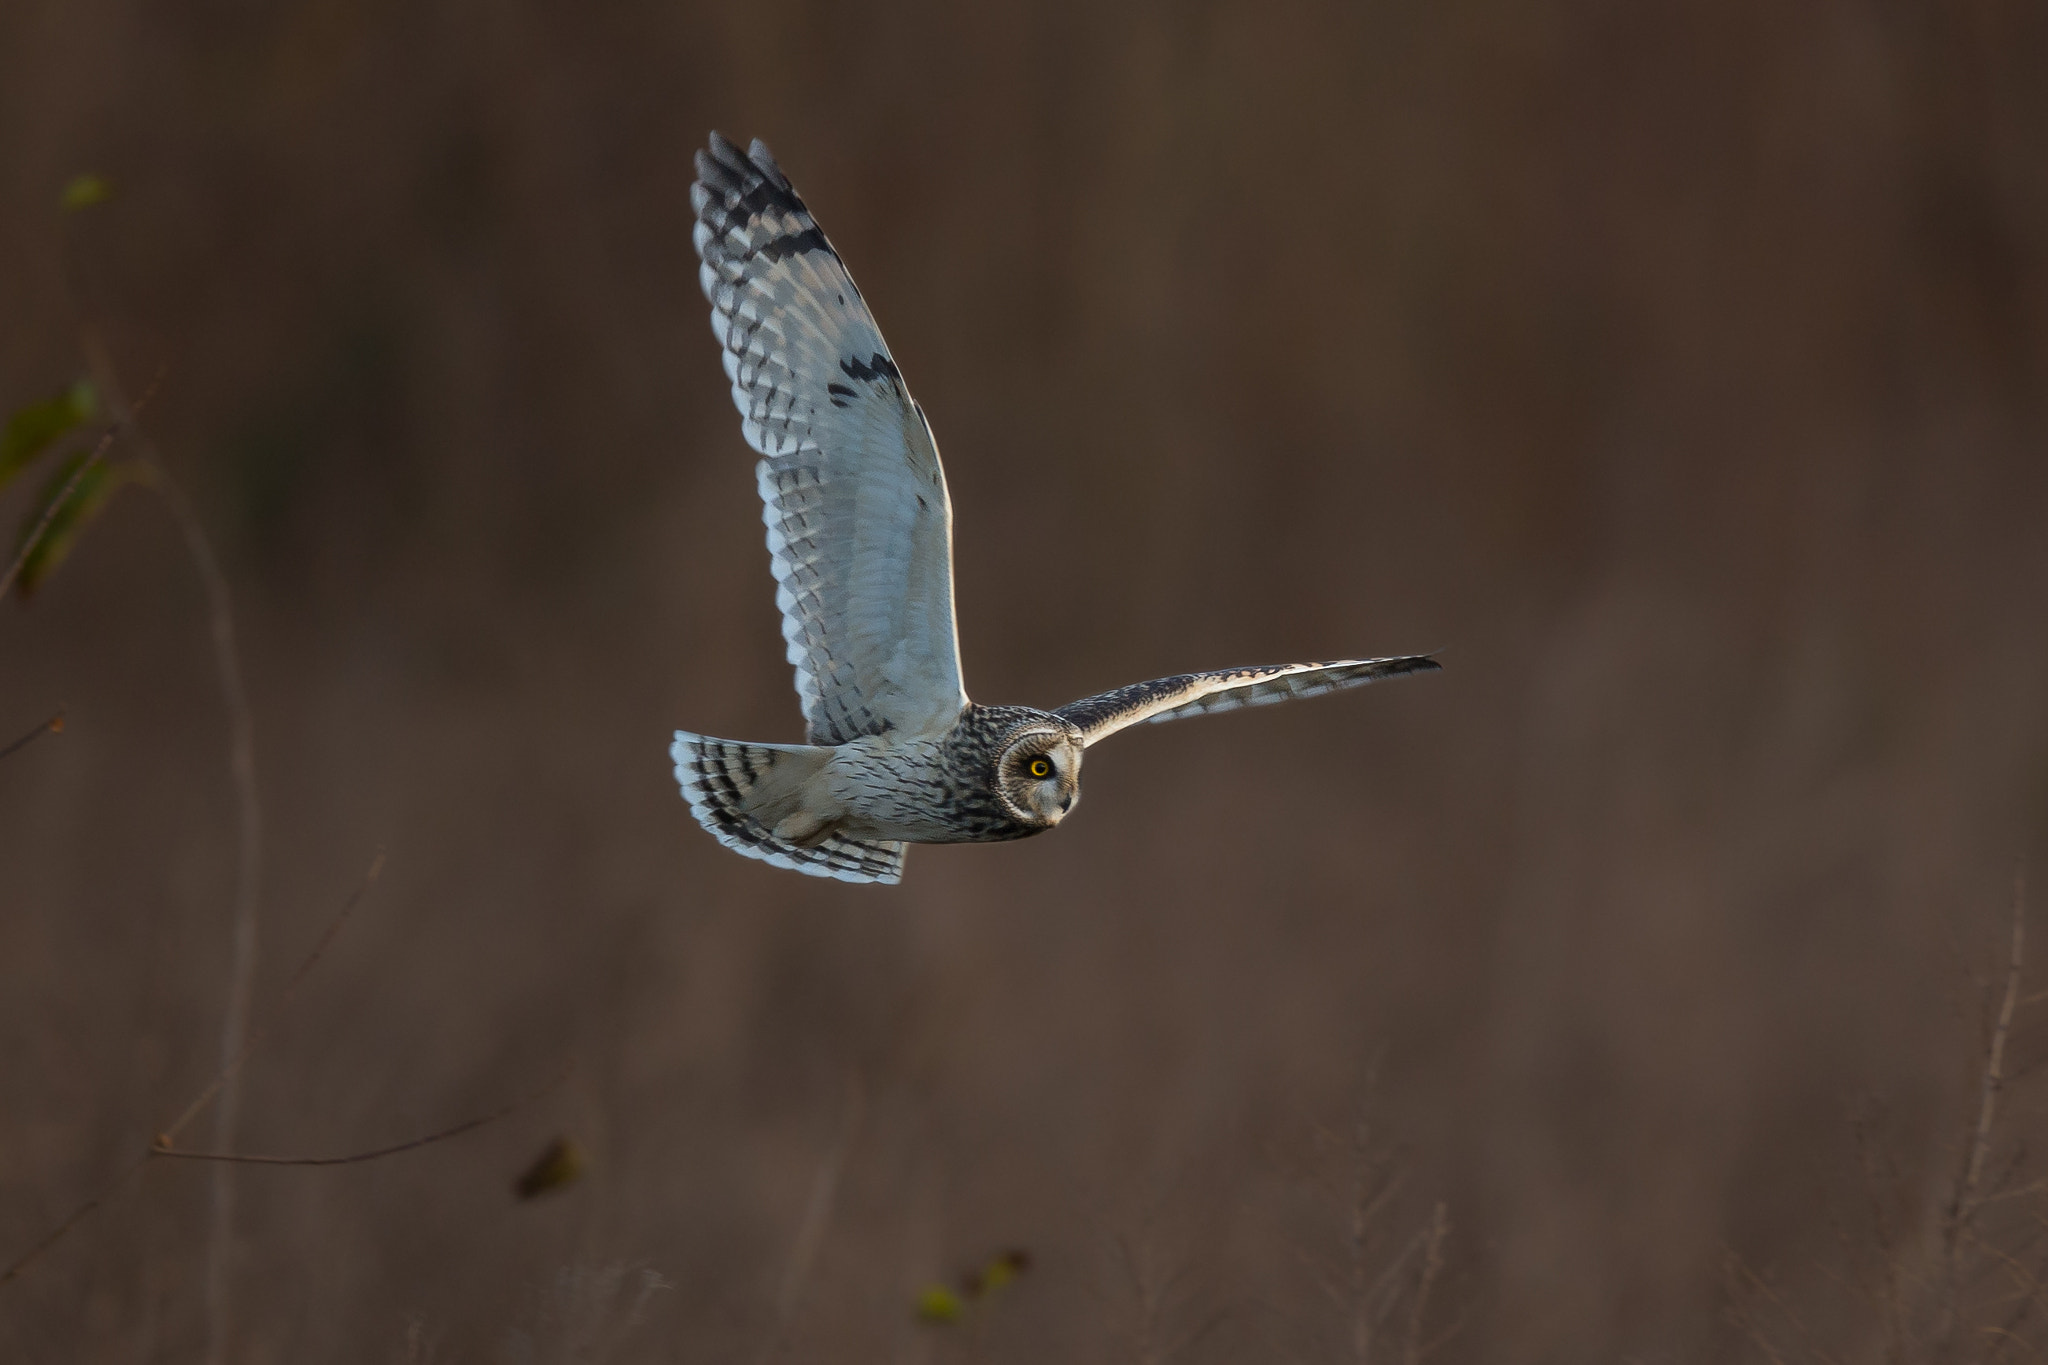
[1054,657,1439,747]
[693,133,967,745]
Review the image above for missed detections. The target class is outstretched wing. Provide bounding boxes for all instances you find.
[693,133,967,745]
[1054,657,1439,747]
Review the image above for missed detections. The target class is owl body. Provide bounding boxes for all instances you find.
[825,704,1082,845]
[670,134,1438,885]
[678,705,1083,864]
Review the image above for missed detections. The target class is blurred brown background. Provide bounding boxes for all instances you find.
[4,0,2047,1360]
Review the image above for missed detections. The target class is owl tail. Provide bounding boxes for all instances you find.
[669,731,907,885]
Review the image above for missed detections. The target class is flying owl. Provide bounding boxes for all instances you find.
[672,133,1438,885]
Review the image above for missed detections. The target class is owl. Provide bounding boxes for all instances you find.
[672,134,1438,884]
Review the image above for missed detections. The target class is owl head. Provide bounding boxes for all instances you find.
[994,725,1084,828]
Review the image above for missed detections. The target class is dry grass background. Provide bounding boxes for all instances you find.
[3,0,2047,1360]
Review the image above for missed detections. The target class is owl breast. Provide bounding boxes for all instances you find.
[822,706,1047,844]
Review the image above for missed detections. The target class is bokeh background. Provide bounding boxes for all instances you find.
[4,0,2048,1360]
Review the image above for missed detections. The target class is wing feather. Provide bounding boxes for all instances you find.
[1054,657,1439,747]
[693,133,967,745]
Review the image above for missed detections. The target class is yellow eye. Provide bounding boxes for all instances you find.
[1028,757,1052,779]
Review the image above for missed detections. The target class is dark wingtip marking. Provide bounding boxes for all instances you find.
[839,352,901,385]
[695,133,811,227]
[826,381,855,408]
[759,226,830,262]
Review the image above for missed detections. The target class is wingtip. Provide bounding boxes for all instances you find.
[747,137,784,179]
[1379,654,1443,681]
[1342,654,1442,676]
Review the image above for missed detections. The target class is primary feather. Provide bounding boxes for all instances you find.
[693,133,967,744]
[1054,658,1441,747]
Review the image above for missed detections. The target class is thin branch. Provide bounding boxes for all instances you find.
[1295,1246,1348,1312]
[1850,1106,1910,1360]
[1723,1250,1851,1365]
[0,709,63,763]
[80,334,260,1365]
[1417,1310,1471,1363]
[0,1164,139,1290]
[1930,872,2030,1357]
[757,1071,864,1364]
[1961,1225,2048,1327]
[1978,1323,2042,1363]
[1158,1304,1230,1364]
[1403,1203,1449,1365]
[1961,874,2028,1223]
[0,853,381,1293]
[1361,1224,1427,1329]
[157,853,384,1149]
[151,1064,572,1167]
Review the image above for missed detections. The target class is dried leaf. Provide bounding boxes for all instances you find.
[513,1136,586,1200]
[1,381,97,490]
[974,1248,1031,1296]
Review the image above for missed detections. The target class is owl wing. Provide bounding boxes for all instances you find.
[1053,657,1439,747]
[693,133,968,746]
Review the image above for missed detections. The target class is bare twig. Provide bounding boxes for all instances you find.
[1157,1304,1230,1364]
[1727,874,2043,1365]
[1283,1078,1458,1365]
[1723,1251,1850,1365]
[1360,1223,1427,1334]
[140,463,257,1362]
[1403,1203,1449,1365]
[1297,1246,1349,1312]
[757,1071,864,1364]
[0,854,380,1292]
[0,1169,133,1292]
[1979,1323,2042,1362]
[1929,872,2030,1357]
[1110,1225,1211,1365]
[156,853,385,1150]
[77,334,261,1365]
[1960,1225,2048,1330]
[0,709,63,763]
[1959,874,2028,1228]
[151,1063,572,1167]
[1848,1105,1911,1361]
[1983,1177,2048,1208]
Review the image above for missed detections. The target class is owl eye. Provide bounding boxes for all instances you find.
[1028,757,1052,780]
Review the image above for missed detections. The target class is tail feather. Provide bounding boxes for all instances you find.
[670,731,906,885]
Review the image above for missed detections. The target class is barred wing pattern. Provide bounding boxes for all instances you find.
[693,134,968,745]
[1055,658,1440,748]
[673,733,906,885]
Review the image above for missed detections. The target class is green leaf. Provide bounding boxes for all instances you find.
[11,452,133,600]
[1,381,98,490]
[914,1285,963,1325]
[61,174,111,212]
